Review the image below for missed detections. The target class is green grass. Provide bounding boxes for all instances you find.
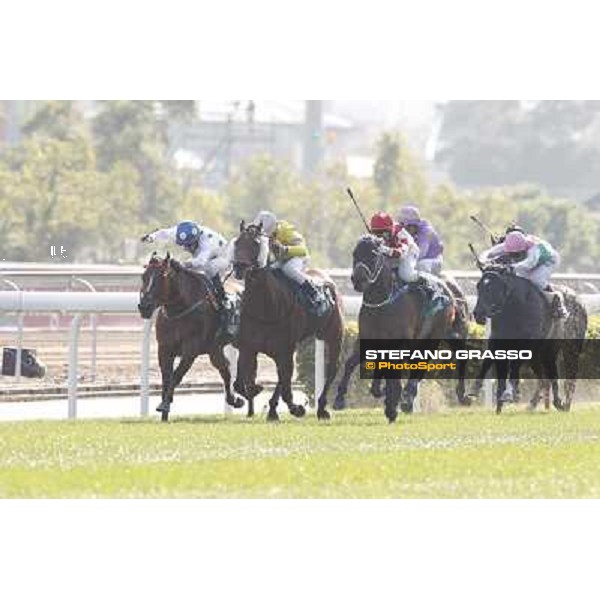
[1,405,600,498]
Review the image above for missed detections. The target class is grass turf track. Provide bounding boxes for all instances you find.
[1,405,600,498]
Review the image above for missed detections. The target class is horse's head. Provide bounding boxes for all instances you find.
[138,252,172,318]
[473,265,513,325]
[232,220,267,280]
[351,234,386,293]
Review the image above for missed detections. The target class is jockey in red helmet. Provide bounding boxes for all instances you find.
[369,211,420,283]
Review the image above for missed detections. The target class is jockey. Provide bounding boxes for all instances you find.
[369,211,420,283]
[252,210,322,312]
[481,230,568,318]
[397,205,444,275]
[370,211,465,338]
[140,220,230,314]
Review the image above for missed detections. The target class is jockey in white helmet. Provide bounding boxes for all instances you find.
[252,210,322,311]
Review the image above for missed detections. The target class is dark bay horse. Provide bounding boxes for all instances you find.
[336,235,468,423]
[232,222,344,421]
[137,253,244,421]
[473,265,587,413]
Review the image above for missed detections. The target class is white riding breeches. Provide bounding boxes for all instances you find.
[521,263,554,290]
[418,255,443,276]
[193,255,230,279]
[396,252,419,283]
[273,257,308,285]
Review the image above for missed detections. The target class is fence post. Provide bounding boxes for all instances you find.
[140,318,153,417]
[71,278,97,382]
[68,314,82,419]
[314,339,325,409]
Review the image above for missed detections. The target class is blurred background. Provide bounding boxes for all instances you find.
[1,99,600,271]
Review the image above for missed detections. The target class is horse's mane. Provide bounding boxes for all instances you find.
[171,265,213,305]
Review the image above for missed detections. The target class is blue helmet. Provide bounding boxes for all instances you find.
[175,221,201,248]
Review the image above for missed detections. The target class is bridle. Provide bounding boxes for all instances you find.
[478,268,513,317]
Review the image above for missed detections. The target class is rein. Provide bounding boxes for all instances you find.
[160,297,209,320]
[355,249,400,309]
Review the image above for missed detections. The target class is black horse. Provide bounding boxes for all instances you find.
[472,264,586,413]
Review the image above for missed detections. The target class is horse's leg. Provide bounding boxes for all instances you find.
[275,351,305,420]
[447,338,469,406]
[316,333,341,421]
[469,357,493,399]
[401,373,422,414]
[545,349,564,411]
[333,341,360,411]
[157,347,175,420]
[370,376,383,398]
[166,353,196,407]
[209,346,244,410]
[384,378,400,423]
[236,347,260,418]
[495,360,508,414]
[509,359,521,402]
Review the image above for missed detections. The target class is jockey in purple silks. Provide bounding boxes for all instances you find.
[397,205,444,276]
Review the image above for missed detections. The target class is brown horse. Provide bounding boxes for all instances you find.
[341,234,468,422]
[231,222,344,421]
[137,253,244,422]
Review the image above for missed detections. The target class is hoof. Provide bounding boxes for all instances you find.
[317,409,331,421]
[458,395,472,407]
[400,402,413,414]
[227,395,245,409]
[290,404,306,418]
[553,398,567,412]
[333,397,346,411]
[266,411,279,422]
[385,408,398,423]
[160,410,169,422]
[370,384,384,399]
[495,403,503,415]
[156,401,170,413]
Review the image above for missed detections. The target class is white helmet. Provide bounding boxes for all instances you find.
[253,210,277,235]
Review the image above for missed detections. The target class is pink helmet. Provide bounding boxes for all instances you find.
[397,205,421,225]
[503,231,533,254]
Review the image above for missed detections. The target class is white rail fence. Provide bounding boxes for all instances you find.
[1,290,600,419]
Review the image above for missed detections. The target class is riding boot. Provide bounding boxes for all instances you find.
[300,280,324,315]
[550,291,569,319]
[211,275,228,337]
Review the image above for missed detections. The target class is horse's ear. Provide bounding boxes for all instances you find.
[240,220,245,232]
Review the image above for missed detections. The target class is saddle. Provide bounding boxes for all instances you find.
[270,268,334,317]
[393,272,452,317]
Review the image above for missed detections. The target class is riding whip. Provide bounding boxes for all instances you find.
[470,215,498,245]
[346,188,371,233]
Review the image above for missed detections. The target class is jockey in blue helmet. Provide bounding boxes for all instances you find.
[141,220,231,321]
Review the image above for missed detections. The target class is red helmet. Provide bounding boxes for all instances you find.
[370,211,394,233]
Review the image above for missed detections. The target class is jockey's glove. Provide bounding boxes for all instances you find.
[381,246,401,258]
[140,231,157,243]
[270,240,287,259]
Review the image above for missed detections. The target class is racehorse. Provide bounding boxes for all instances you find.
[472,264,587,413]
[231,222,344,421]
[137,253,244,422]
[335,234,469,422]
